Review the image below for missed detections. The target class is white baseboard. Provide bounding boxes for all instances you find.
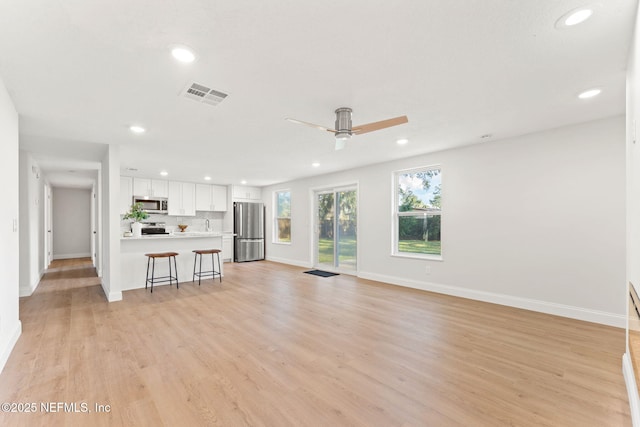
[0,321,22,374]
[624,353,640,427]
[19,281,37,297]
[357,271,625,328]
[18,271,44,297]
[108,291,122,302]
[266,256,313,269]
[100,279,122,303]
[53,252,91,260]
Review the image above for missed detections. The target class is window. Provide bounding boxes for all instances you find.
[394,166,441,258]
[274,190,291,243]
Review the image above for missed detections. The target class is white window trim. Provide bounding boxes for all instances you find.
[273,189,291,245]
[392,165,443,260]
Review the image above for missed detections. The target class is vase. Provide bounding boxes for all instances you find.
[132,222,143,237]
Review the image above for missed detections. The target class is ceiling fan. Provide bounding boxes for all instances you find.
[286,107,408,150]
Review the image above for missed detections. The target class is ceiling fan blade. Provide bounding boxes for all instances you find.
[285,118,337,133]
[352,115,408,135]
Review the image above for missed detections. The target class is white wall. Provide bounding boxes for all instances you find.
[0,75,21,373]
[100,145,122,302]
[263,116,626,326]
[51,187,91,259]
[18,151,44,296]
[624,3,640,426]
[628,5,640,300]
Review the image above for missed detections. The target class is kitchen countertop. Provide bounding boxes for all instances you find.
[120,231,235,291]
[121,232,235,240]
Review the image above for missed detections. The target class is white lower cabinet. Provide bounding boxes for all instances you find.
[168,181,196,216]
[222,236,233,262]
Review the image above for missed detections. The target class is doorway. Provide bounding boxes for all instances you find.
[44,184,52,269]
[314,186,357,272]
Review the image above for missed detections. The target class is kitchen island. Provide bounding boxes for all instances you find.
[120,232,231,291]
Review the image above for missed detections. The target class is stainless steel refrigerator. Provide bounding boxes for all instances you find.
[234,202,265,262]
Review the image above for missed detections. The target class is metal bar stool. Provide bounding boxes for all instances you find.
[144,252,179,293]
[192,249,222,285]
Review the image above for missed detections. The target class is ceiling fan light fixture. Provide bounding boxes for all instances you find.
[286,107,408,150]
[335,132,352,141]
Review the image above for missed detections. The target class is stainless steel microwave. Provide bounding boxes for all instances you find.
[132,196,168,215]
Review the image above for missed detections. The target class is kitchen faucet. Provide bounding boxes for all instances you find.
[205,219,210,231]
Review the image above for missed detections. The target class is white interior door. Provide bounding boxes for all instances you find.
[91,186,96,266]
[45,184,52,267]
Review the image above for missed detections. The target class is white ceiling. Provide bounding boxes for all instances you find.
[0,0,636,188]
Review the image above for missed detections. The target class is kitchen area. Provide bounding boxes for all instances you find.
[119,176,264,291]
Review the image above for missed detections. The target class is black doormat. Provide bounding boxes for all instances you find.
[304,270,339,277]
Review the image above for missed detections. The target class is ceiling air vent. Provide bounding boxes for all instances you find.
[180,82,228,106]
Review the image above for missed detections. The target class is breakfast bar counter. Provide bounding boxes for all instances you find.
[121,232,231,291]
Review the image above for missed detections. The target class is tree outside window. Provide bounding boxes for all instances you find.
[395,167,441,257]
[275,190,291,243]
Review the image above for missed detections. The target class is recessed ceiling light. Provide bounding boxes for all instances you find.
[578,88,601,99]
[125,167,138,172]
[312,162,320,168]
[396,139,409,145]
[204,176,211,181]
[130,125,145,134]
[160,171,168,176]
[171,46,196,63]
[564,8,593,26]
[241,180,247,185]
[556,7,594,29]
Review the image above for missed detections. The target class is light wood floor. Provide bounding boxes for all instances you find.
[0,259,630,426]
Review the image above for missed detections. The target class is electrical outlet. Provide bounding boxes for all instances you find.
[425,265,431,275]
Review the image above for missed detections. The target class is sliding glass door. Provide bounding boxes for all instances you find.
[315,186,357,272]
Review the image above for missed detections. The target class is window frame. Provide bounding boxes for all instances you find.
[273,189,291,245]
[392,165,442,260]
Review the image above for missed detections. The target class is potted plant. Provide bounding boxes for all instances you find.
[123,202,149,237]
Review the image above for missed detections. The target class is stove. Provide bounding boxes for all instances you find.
[141,223,168,235]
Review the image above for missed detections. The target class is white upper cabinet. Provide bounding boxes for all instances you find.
[133,178,169,198]
[120,176,133,215]
[232,185,261,201]
[196,184,228,212]
[168,181,196,216]
[212,185,228,211]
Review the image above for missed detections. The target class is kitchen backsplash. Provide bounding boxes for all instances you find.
[121,211,225,234]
